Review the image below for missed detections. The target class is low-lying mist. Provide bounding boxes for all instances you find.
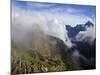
[12,8,72,48]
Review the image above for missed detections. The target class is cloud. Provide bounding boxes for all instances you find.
[12,7,48,41]
[13,1,95,27]
[48,17,72,48]
[60,13,93,27]
[12,2,95,48]
[12,5,73,48]
[75,26,95,43]
[42,10,94,27]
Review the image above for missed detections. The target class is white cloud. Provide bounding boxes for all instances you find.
[43,11,94,27]
[12,3,95,48]
[76,26,95,43]
[59,13,93,27]
[12,6,73,48]
[12,7,49,42]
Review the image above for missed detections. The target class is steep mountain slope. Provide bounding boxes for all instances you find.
[11,31,80,75]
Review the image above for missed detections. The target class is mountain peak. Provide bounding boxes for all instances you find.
[85,21,94,27]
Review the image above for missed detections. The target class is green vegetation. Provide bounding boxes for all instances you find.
[11,36,80,75]
[11,49,65,75]
[11,48,80,75]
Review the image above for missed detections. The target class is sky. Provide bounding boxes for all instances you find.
[11,0,96,48]
[12,0,96,26]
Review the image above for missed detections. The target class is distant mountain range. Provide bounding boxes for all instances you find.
[65,21,94,39]
[65,21,96,69]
